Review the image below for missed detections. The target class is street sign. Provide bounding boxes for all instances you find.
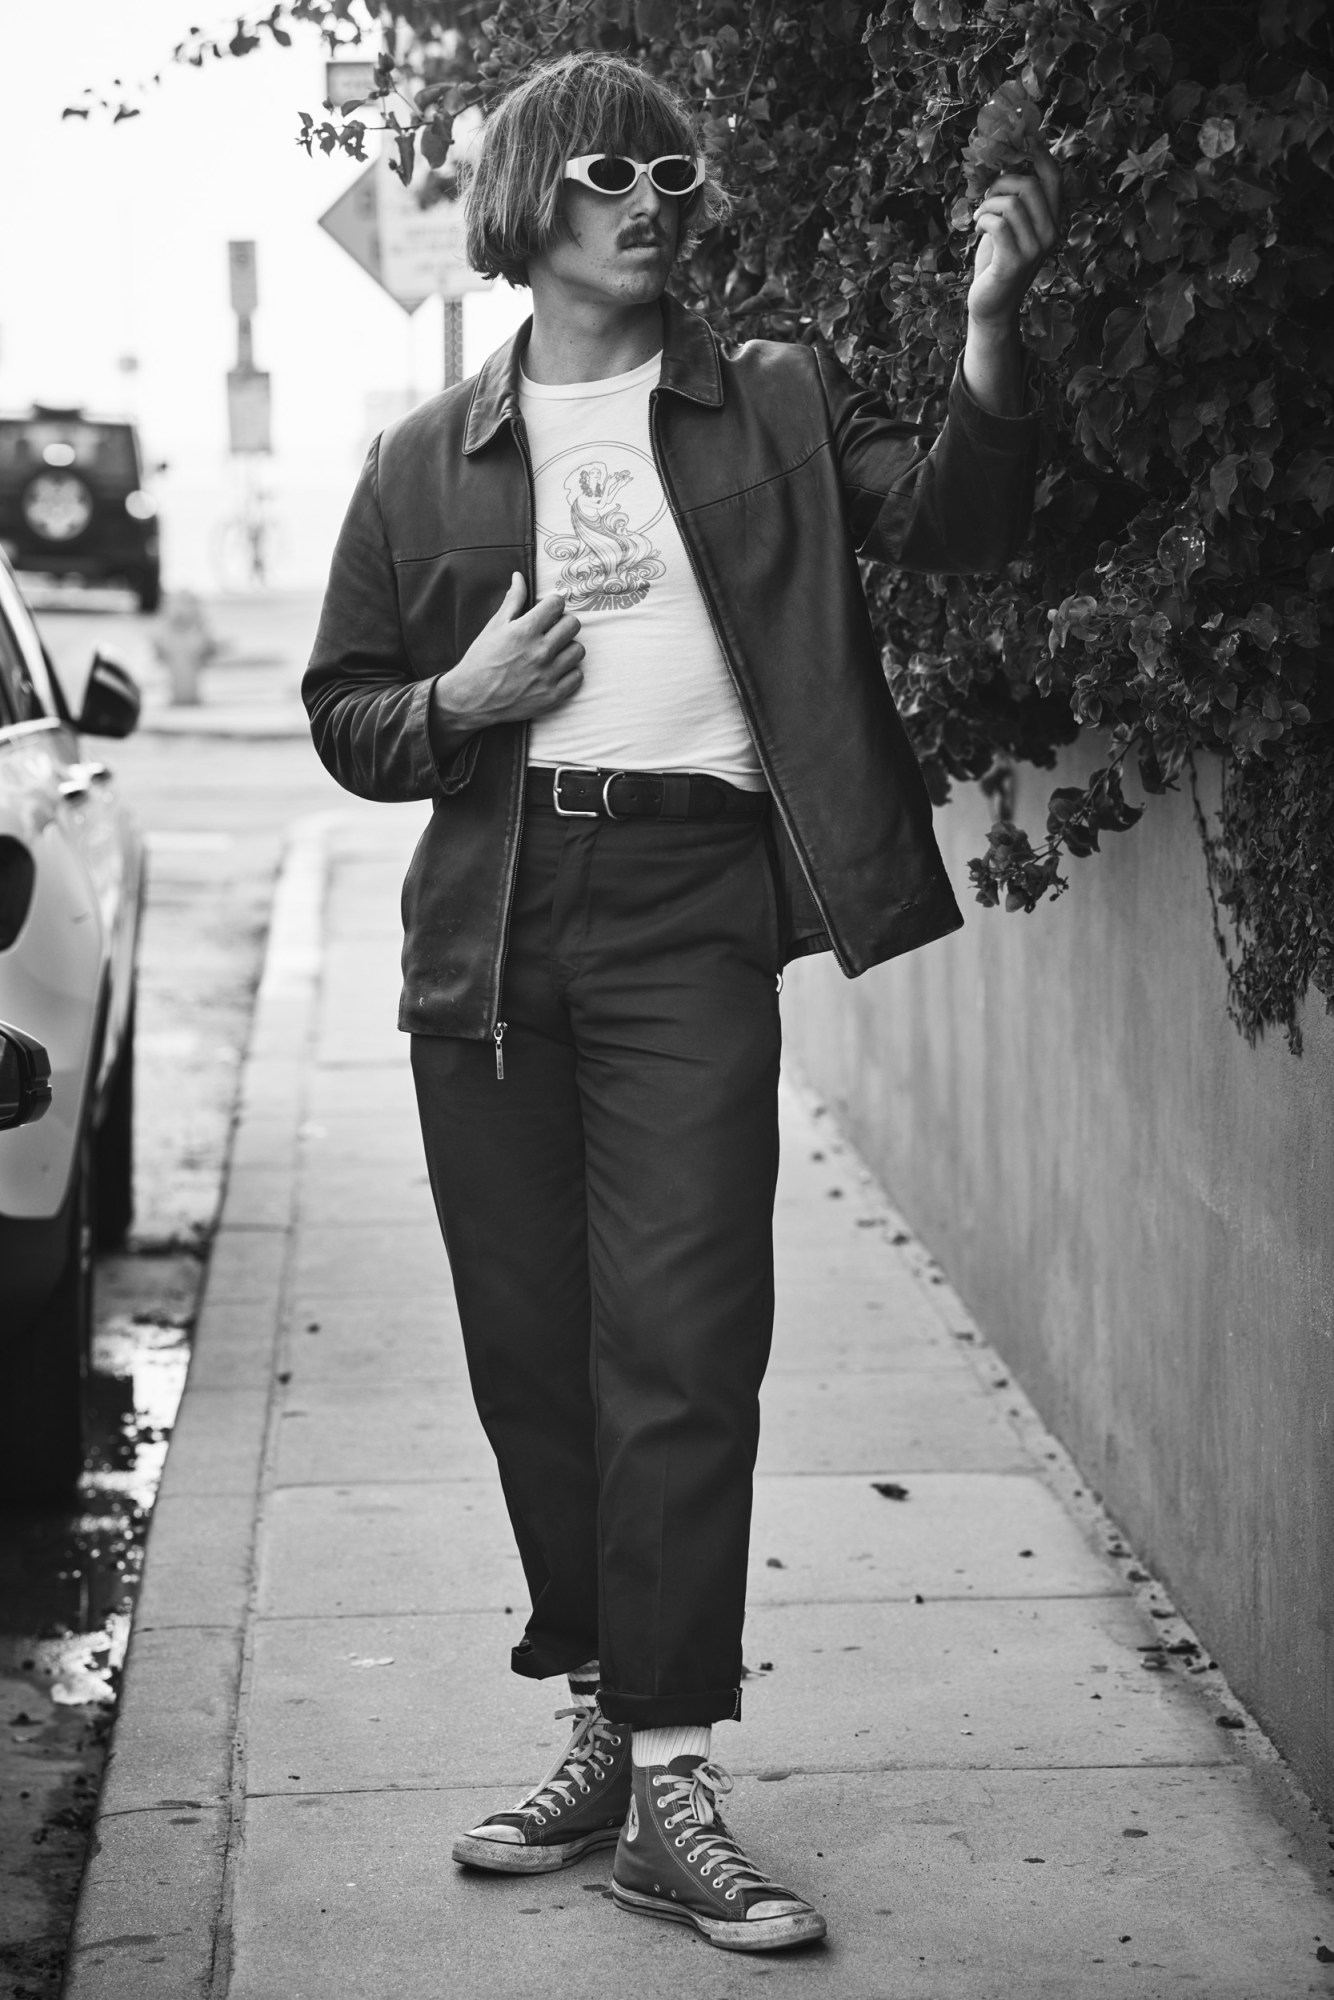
[326,60,377,109]
[318,165,379,290]
[318,145,488,314]
[228,240,258,319]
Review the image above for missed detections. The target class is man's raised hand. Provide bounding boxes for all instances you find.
[431,572,585,749]
[966,153,1063,328]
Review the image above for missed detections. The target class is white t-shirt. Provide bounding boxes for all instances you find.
[520,352,765,790]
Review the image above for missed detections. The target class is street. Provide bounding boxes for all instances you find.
[0,592,345,1998]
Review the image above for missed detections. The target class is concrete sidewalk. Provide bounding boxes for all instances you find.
[65,812,1334,1999]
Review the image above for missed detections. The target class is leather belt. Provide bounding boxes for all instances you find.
[527,765,770,822]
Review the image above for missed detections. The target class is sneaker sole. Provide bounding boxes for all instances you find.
[452,1826,622,1874]
[611,1880,827,1951]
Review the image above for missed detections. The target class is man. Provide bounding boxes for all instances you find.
[305,49,1059,1954]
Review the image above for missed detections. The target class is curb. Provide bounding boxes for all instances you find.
[60,811,342,2000]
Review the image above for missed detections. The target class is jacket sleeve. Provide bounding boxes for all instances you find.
[301,437,477,803]
[816,346,1040,574]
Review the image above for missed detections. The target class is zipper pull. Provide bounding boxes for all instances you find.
[493,1020,508,1081]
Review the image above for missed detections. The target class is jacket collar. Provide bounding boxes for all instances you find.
[462,292,723,455]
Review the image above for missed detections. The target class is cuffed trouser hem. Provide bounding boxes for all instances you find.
[510,1639,598,1683]
[596,1685,742,1728]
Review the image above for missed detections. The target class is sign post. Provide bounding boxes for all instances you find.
[226,240,271,455]
[223,242,274,590]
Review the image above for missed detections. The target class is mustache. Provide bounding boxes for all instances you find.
[617,223,667,250]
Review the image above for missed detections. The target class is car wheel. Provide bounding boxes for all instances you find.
[135,568,162,613]
[0,1133,92,1501]
[94,990,135,1250]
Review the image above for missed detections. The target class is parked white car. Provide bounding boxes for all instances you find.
[0,552,143,1497]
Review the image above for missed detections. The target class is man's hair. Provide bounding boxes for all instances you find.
[464,51,728,288]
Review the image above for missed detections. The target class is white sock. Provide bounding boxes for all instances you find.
[632,1724,711,1767]
[568,1658,601,1708]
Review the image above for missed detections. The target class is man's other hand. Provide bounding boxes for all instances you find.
[431,573,585,750]
[966,152,1063,329]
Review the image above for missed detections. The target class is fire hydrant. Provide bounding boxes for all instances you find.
[153,591,218,707]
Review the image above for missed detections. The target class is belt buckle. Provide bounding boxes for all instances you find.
[601,770,629,820]
[552,766,599,818]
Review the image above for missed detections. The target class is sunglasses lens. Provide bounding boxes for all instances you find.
[651,157,698,195]
[587,156,637,192]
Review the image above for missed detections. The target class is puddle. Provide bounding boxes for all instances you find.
[0,1303,190,1698]
[0,1266,195,1993]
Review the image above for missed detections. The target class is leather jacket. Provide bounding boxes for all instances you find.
[303,295,1039,1039]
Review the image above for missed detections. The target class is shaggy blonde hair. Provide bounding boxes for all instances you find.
[464,52,728,287]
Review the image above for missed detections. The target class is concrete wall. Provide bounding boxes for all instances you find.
[782,739,1334,1816]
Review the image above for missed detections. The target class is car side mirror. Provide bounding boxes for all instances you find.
[0,1022,52,1131]
[78,653,140,738]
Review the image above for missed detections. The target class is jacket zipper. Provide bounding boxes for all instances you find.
[647,387,841,963]
[486,411,536,1078]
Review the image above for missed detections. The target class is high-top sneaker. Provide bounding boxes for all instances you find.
[611,1755,827,1951]
[452,1706,632,1874]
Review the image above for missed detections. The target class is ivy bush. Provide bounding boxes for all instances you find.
[166,0,1334,1049]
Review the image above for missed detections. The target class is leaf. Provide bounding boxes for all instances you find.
[1046,786,1087,826]
[1146,270,1196,353]
[1199,117,1237,158]
[1309,465,1334,517]
[421,118,453,168]
[1101,307,1148,377]
[1115,132,1172,187]
[390,131,415,185]
[1210,455,1244,515]
[1158,524,1206,582]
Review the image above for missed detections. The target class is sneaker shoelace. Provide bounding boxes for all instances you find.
[508,1707,621,1822]
[653,1759,793,1901]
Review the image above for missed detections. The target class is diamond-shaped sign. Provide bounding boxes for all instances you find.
[318,149,489,314]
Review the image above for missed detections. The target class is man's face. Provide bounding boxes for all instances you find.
[529,161,681,307]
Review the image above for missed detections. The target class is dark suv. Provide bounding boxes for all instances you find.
[0,406,161,611]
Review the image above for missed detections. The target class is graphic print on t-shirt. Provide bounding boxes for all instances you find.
[536,441,666,613]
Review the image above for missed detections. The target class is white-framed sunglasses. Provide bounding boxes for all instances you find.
[563,153,706,198]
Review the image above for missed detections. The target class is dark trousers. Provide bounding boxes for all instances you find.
[410,803,781,1726]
